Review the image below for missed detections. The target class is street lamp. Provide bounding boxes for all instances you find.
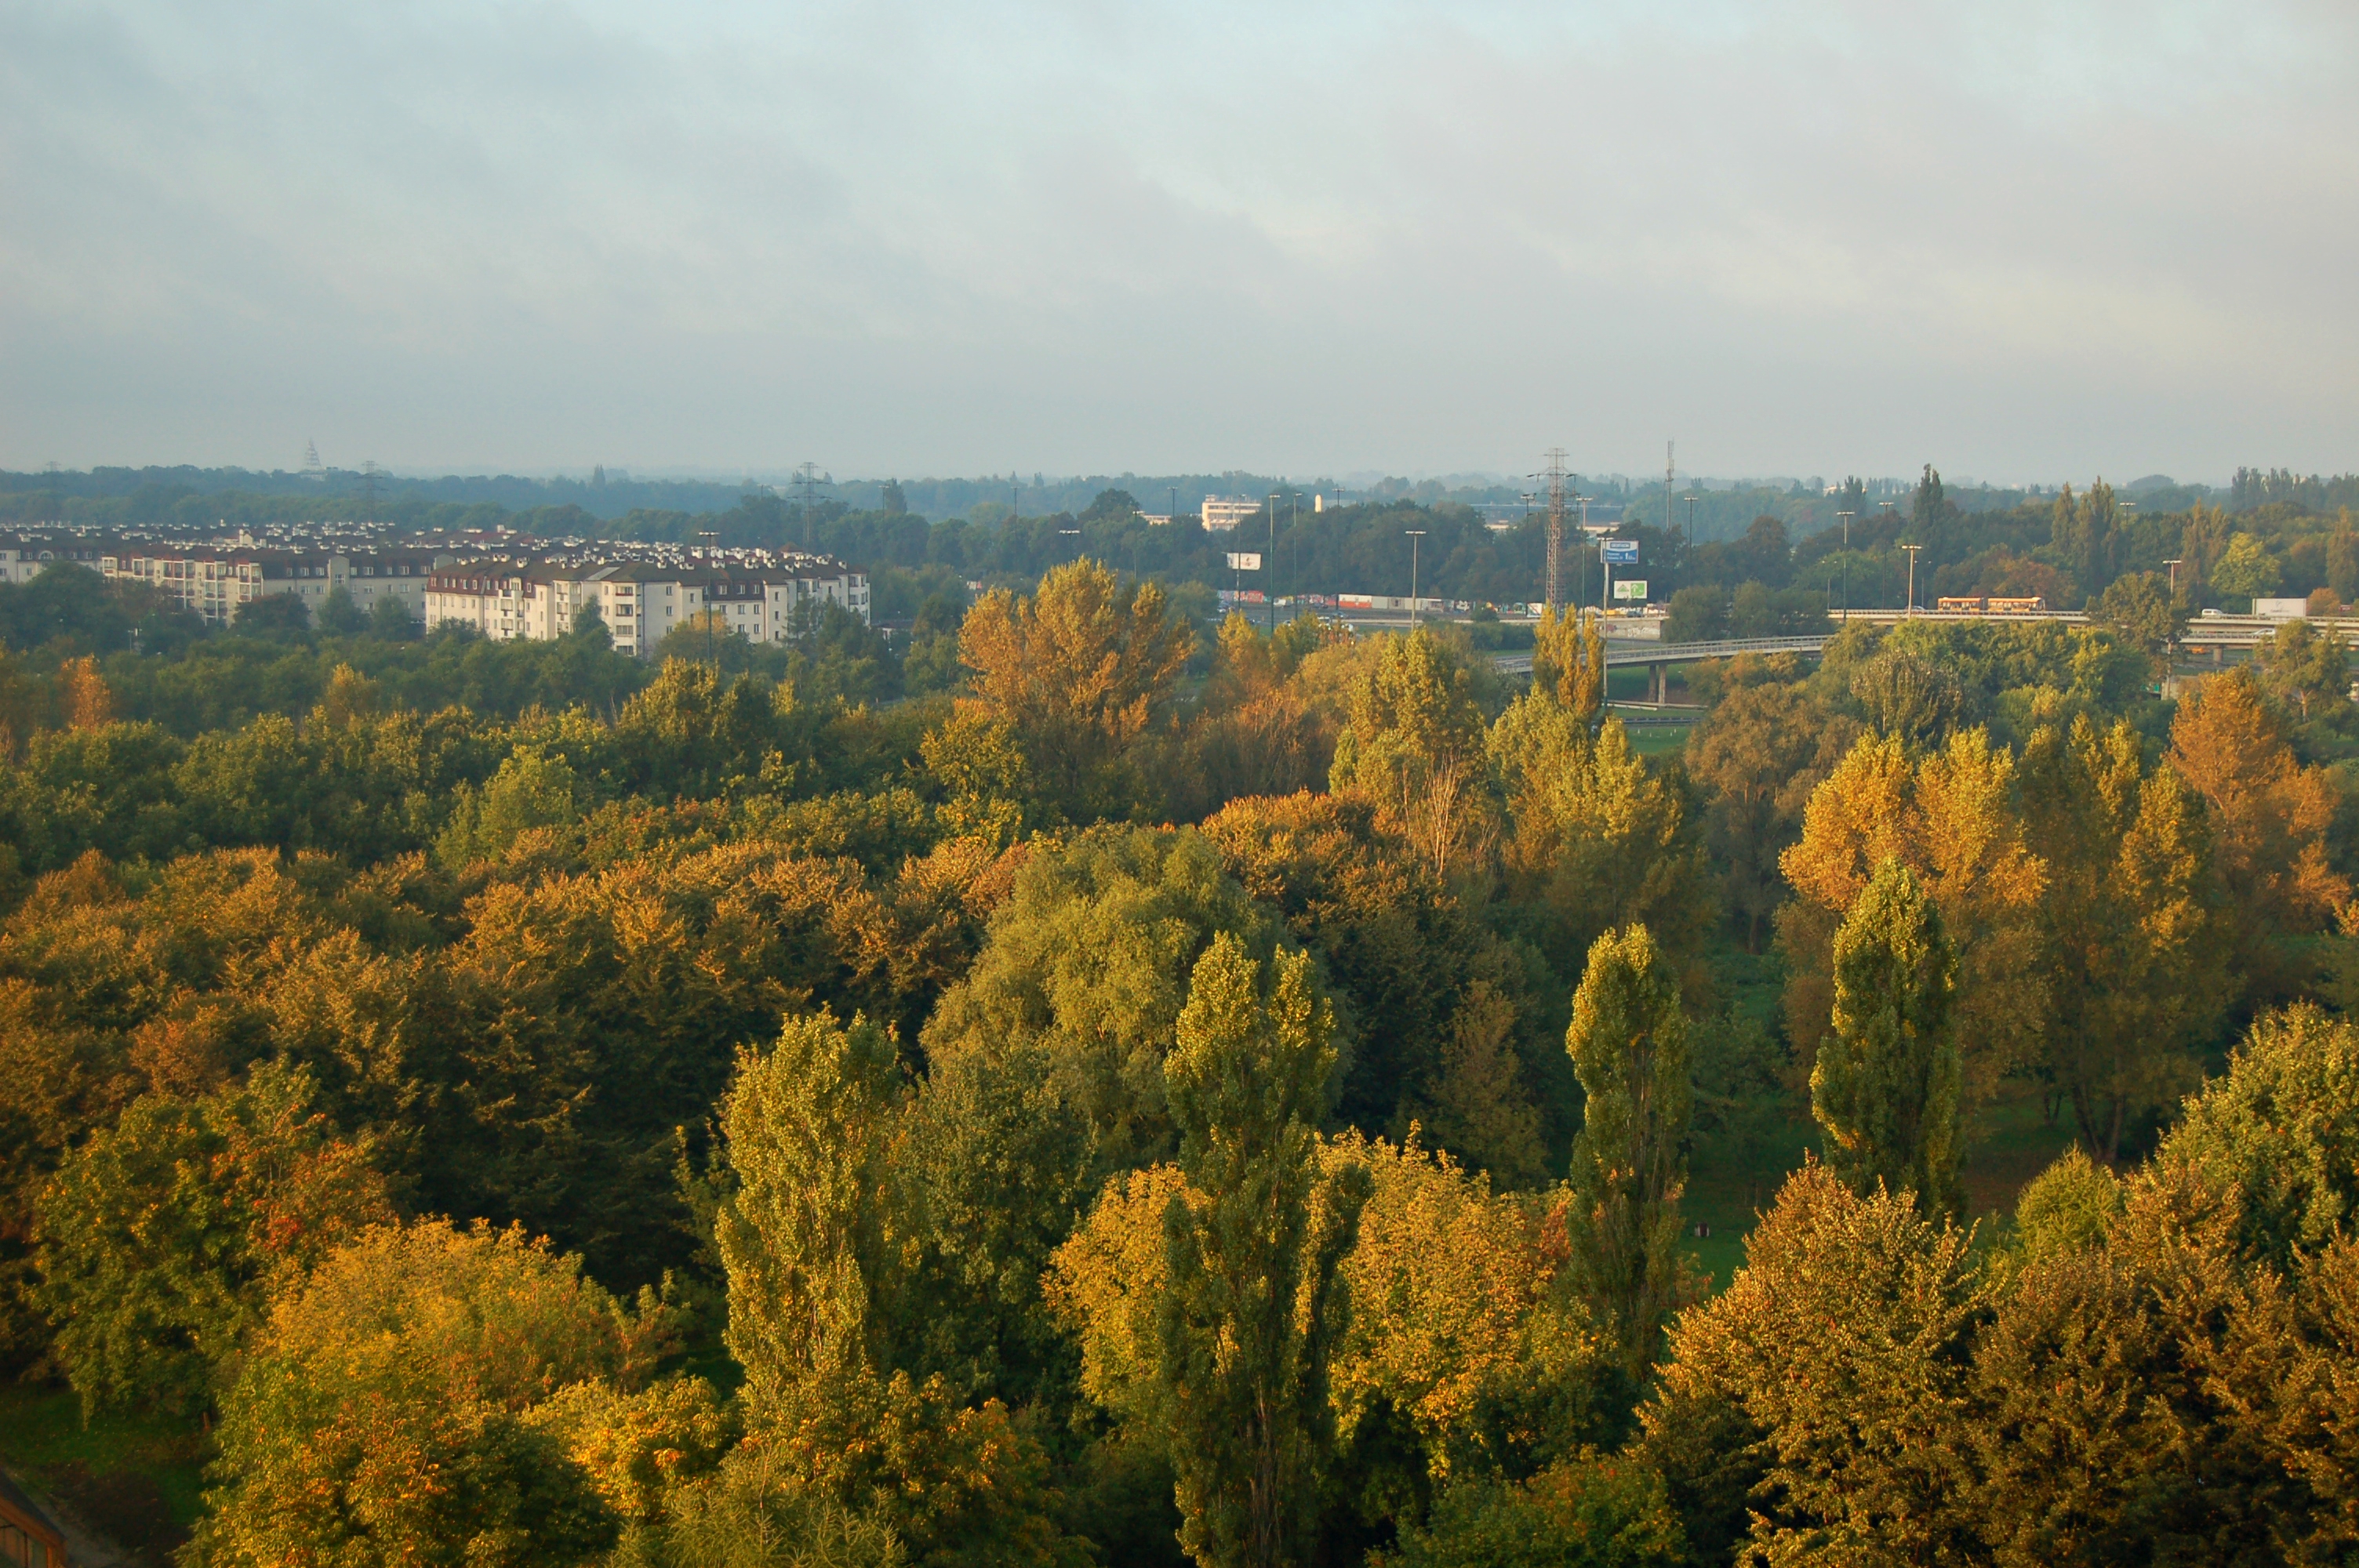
[1405,530,1427,628]
[2165,557,2183,594]
[1268,492,1281,633]
[1901,543,1923,615]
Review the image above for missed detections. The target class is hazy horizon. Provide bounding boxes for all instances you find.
[5,1,2354,482]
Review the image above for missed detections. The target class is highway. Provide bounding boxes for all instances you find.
[1488,610,2323,678]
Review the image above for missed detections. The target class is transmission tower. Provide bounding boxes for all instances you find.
[1539,448,1569,614]
[302,440,325,481]
[793,462,823,550]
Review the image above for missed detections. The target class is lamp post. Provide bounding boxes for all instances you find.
[1902,543,1923,615]
[1268,492,1281,633]
[1406,530,1427,628]
[2165,557,2183,595]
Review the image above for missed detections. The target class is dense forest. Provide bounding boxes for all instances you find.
[4,510,2359,1568]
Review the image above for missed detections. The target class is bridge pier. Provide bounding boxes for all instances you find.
[1650,663,1667,704]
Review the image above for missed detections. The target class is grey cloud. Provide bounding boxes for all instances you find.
[1,0,2351,480]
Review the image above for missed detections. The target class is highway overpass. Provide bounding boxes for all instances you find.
[1491,612,2324,701]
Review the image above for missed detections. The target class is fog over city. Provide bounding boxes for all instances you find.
[3,0,2353,480]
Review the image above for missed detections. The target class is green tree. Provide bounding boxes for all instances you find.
[1562,925,1691,1377]
[1683,676,1861,953]
[715,1009,903,1431]
[1381,1455,1684,1568]
[35,1061,394,1414]
[1157,933,1370,1568]
[1812,858,1964,1221]
[2211,533,2281,603]
[317,586,368,637]
[2157,1004,2359,1269]
[920,826,1288,1172]
[2019,718,2224,1163]
[1491,696,1710,982]
[368,590,419,638]
[1848,648,1965,748]
[2252,618,2351,724]
[2090,572,2183,675]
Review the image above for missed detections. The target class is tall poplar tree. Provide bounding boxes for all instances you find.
[715,1009,903,1430]
[1157,932,1369,1568]
[2020,717,2223,1163]
[1564,923,1692,1377]
[1814,858,1965,1222]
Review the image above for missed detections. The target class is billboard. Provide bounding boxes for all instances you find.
[1613,579,1649,601]
[1225,552,1263,572]
[1601,539,1640,564]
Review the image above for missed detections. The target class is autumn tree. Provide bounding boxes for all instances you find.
[1198,790,1545,1166]
[59,654,111,731]
[1155,934,1369,1568]
[1562,924,1692,1376]
[1528,607,1606,721]
[1641,1167,1984,1566]
[1814,858,1965,1221]
[2167,667,2349,936]
[1170,613,1338,820]
[1329,627,1495,883]
[958,558,1194,822]
[1778,730,2045,1098]
[2019,717,2225,1163]
[716,1009,903,1432]
[1491,695,1710,982]
[190,1219,667,1568]
[35,1060,394,1414]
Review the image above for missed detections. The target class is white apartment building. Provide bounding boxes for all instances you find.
[1200,495,1266,532]
[0,541,104,585]
[425,560,871,661]
[99,549,441,628]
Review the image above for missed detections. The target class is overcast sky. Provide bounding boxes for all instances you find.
[3,0,2353,485]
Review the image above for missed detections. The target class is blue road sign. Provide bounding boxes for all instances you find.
[1601,539,1640,564]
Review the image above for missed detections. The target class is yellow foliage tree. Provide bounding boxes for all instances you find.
[1529,608,1608,721]
[59,655,111,731]
[1777,730,2047,1101]
[1329,628,1495,883]
[957,559,1194,822]
[2166,668,2349,935]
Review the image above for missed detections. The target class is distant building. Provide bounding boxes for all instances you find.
[1200,496,1265,532]
[424,559,870,661]
[99,547,442,628]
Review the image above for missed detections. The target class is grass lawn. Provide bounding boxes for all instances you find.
[0,1382,208,1557]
